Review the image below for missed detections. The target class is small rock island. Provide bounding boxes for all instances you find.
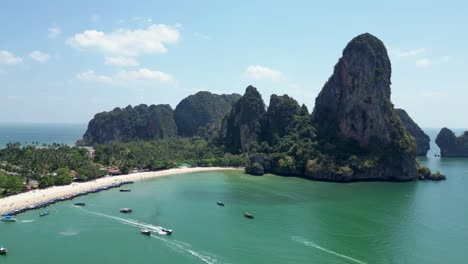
[436,128,468,157]
[396,109,430,156]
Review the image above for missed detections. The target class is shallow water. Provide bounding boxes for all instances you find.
[1,127,467,263]
[0,158,467,264]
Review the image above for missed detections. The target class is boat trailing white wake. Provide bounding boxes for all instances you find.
[78,207,221,264]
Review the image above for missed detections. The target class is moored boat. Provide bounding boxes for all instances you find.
[217,201,225,206]
[119,189,131,192]
[1,215,16,222]
[141,229,151,235]
[0,245,7,255]
[244,212,254,219]
[120,208,132,213]
[39,211,50,216]
[74,202,85,206]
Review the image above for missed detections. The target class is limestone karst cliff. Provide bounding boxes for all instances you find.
[396,109,430,156]
[436,128,468,157]
[311,33,417,181]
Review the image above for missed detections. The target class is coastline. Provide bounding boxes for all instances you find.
[0,167,242,214]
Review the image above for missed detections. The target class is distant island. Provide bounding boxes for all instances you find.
[436,128,468,157]
[0,33,446,197]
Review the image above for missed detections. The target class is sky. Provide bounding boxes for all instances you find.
[0,0,467,128]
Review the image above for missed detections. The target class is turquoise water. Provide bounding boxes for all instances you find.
[0,127,467,263]
[1,159,467,264]
[0,123,86,148]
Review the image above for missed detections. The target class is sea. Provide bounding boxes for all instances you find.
[0,124,467,264]
[0,123,87,148]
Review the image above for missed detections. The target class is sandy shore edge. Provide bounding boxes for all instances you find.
[0,167,242,214]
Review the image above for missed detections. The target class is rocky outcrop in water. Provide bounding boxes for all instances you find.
[78,104,177,145]
[435,128,468,157]
[396,109,430,156]
[222,86,266,154]
[311,33,417,181]
[174,91,241,137]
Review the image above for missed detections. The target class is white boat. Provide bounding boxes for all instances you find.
[141,229,151,235]
[0,246,7,255]
[161,228,173,235]
[1,216,16,222]
[120,208,132,213]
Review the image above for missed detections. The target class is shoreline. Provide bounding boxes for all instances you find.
[0,167,242,214]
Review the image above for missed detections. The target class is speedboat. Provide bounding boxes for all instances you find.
[161,228,173,235]
[0,245,7,255]
[120,208,132,213]
[141,229,151,235]
[244,212,254,219]
[217,201,225,206]
[1,216,16,222]
[119,189,131,192]
[39,211,50,217]
[74,202,85,206]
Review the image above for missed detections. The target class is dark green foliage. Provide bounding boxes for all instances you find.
[395,109,430,156]
[223,86,266,154]
[174,91,241,137]
[0,172,23,195]
[94,137,247,170]
[436,128,468,157]
[343,33,391,83]
[79,104,177,145]
[39,175,55,189]
[54,168,73,186]
[260,94,301,144]
[0,143,106,190]
[245,162,264,175]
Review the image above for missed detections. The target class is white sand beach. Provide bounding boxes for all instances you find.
[0,167,241,214]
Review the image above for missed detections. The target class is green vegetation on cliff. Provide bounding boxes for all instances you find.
[396,109,430,156]
[222,86,266,154]
[79,104,177,145]
[436,128,468,157]
[174,91,241,137]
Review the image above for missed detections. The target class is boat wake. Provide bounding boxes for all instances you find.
[79,208,221,264]
[292,236,367,264]
[20,219,35,223]
[59,231,79,236]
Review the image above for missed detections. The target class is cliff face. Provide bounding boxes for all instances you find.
[222,86,266,154]
[78,104,177,145]
[396,109,430,156]
[311,33,417,181]
[174,91,241,137]
[260,94,301,143]
[436,128,468,157]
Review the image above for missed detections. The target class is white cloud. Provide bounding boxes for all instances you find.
[245,65,285,81]
[0,50,22,64]
[416,58,431,67]
[392,48,426,58]
[29,50,51,63]
[48,27,61,39]
[77,70,114,84]
[116,68,173,82]
[105,56,139,67]
[68,24,179,56]
[76,68,173,84]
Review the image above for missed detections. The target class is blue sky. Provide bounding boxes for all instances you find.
[0,0,466,128]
